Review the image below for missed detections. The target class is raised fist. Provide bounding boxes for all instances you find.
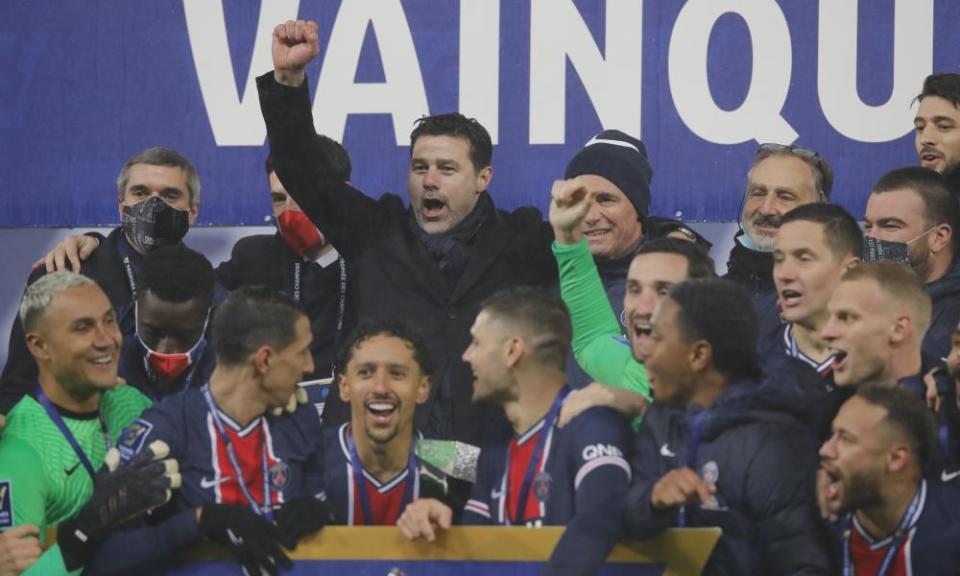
[549,177,594,243]
[272,20,320,87]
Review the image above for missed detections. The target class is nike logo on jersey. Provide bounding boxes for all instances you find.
[660,444,676,458]
[491,488,504,500]
[64,462,81,476]
[200,476,232,489]
[942,469,960,482]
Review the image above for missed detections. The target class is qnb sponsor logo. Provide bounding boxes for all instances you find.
[582,443,624,461]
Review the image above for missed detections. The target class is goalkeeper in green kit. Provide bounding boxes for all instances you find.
[0,272,180,575]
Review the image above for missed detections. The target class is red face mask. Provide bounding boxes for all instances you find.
[277,210,324,257]
[135,303,209,381]
[147,352,192,380]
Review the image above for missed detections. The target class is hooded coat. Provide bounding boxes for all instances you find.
[924,260,960,376]
[624,381,833,575]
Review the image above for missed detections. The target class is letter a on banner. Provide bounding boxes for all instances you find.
[313,0,429,144]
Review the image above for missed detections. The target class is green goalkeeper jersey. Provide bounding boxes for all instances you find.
[0,384,150,575]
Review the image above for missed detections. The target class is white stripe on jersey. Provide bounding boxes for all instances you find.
[465,499,491,518]
[574,455,631,490]
[206,413,225,503]
[346,463,355,526]
[262,419,283,504]
[537,426,555,519]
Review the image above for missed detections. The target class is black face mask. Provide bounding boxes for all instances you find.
[121,196,190,253]
[862,236,911,265]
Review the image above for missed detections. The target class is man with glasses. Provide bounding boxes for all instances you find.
[724,143,833,299]
[863,166,960,381]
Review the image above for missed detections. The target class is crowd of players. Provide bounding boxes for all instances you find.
[2,18,960,575]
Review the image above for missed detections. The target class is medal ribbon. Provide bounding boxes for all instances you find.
[508,386,570,525]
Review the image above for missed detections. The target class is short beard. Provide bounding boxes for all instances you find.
[741,213,781,253]
[471,374,517,407]
[908,235,933,282]
[838,468,885,516]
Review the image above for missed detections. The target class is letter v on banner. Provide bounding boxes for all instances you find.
[183,0,301,146]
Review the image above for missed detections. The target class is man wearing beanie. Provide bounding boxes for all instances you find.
[724,144,832,298]
[560,130,654,388]
[564,130,652,260]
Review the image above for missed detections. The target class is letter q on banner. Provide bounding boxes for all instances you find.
[668,0,797,145]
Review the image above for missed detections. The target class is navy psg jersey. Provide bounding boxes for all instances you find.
[323,423,437,525]
[462,404,632,527]
[839,478,960,576]
[117,386,327,512]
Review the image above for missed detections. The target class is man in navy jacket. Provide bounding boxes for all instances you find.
[625,279,832,574]
[118,246,217,401]
[864,167,960,376]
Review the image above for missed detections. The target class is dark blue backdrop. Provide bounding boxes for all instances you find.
[2,0,957,228]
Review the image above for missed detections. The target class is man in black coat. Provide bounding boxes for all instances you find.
[625,279,832,574]
[216,145,354,398]
[259,20,556,443]
[0,147,201,413]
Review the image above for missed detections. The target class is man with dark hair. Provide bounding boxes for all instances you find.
[119,246,216,401]
[548,177,716,424]
[86,287,333,575]
[0,272,180,575]
[822,262,931,392]
[756,203,864,437]
[398,287,632,576]
[818,385,960,575]
[258,20,560,444]
[625,279,831,574]
[1,147,203,414]
[724,143,833,298]
[216,138,354,393]
[324,319,464,525]
[863,167,960,374]
[915,73,960,173]
[763,203,862,378]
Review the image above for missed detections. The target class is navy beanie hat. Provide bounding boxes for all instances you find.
[564,130,653,220]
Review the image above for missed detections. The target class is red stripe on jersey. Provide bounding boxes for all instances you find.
[351,471,411,526]
[850,525,909,576]
[507,428,545,524]
[211,416,278,509]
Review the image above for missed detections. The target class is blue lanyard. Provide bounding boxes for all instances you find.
[677,409,709,528]
[347,429,417,525]
[36,388,110,480]
[842,481,924,576]
[506,386,570,525]
[202,385,272,518]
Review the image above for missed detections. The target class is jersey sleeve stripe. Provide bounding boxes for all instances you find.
[464,499,491,518]
[574,455,631,490]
